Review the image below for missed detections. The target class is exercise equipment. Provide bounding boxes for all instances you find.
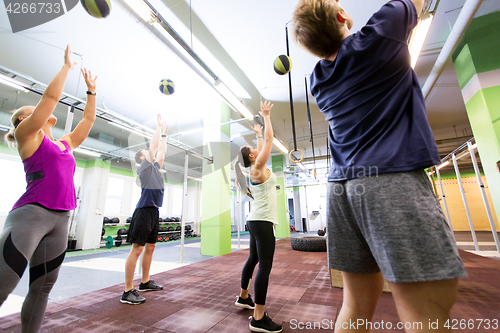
[317,229,326,236]
[110,217,120,224]
[159,79,175,95]
[117,228,127,236]
[273,55,292,75]
[80,0,112,18]
[305,77,317,178]
[103,216,110,224]
[291,236,326,252]
[115,235,122,247]
[284,24,304,164]
[126,217,131,223]
[101,228,105,237]
[105,235,113,249]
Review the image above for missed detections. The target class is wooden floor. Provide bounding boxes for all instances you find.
[1,238,499,332]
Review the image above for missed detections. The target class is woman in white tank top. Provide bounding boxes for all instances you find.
[234,101,283,333]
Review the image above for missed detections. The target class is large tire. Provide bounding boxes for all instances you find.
[291,236,327,252]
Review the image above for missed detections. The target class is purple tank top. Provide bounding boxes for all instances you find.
[12,135,76,211]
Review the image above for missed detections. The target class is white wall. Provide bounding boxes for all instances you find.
[0,152,24,232]
[76,163,110,249]
[302,184,328,233]
[286,184,328,234]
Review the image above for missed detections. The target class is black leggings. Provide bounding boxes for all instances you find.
[241,221,275,305]
[0,204,70,333]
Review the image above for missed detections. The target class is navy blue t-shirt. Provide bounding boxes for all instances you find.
[310,0,441,181]
[136,158,164,209]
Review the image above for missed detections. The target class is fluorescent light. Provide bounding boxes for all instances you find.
[74,148,101,157]
[409,14,433,68]
[273,138,289,155]
[120,0,152,21]
[109,121,153,139]
[214,79,254,120]
[297,162,306,171]
[0,74,28,92]
[436,160,450,170]
[187,176,203,182]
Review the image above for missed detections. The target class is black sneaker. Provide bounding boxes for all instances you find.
[120,289,146,305]
[138,279,163,292]
[249,312,283,333]
[235,294,255,309]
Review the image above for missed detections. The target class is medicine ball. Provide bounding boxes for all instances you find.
[159,79,175,95]
[273,55,292,75]
[117,228,127,236]
[80,0,112,18]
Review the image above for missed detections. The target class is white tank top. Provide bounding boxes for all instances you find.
[247,172,279,225]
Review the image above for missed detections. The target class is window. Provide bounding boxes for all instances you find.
[104,177,125,215]
[171,186,183,216]
[0,158,26,213]
[130,178,141,214]
[159,185,168,216]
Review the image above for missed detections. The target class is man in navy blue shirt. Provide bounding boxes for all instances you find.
[121,114,168,305]
[293,0,466,331]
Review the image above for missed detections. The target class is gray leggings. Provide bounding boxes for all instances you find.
[0,204,70,333]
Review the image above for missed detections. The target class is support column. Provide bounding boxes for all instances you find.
[76,159,110,250]
[272,154,290,238]
[200,101,232,256]
[452,10,500,227]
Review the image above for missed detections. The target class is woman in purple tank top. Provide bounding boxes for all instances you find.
[0,45,97,332]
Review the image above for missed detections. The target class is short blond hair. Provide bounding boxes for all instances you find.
[292,0,345,58]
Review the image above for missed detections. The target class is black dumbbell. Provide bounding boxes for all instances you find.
[115,235,123,247]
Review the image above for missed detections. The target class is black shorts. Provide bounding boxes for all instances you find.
[127,206,159,246]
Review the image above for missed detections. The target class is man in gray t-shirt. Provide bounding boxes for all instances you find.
[121,114,168,305]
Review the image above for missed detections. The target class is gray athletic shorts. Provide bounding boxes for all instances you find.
[326,169,467,283]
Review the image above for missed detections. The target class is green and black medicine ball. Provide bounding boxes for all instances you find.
[274,55,292,75]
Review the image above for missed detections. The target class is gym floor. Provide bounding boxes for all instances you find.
[0,231,499,332]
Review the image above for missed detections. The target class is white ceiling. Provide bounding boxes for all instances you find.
[1,0,499,183]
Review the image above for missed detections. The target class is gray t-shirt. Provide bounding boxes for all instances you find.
[136,159,164,209]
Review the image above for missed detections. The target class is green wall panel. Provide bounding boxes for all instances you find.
[110,166,134,177]
[452,45,476,90]
[464,88,500,227]
[220,102,231,138]
[453,11,500,88]
[272,154,290,239]
[200,102,232,256]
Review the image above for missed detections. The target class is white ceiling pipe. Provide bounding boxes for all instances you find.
[421,0,484,100]
[49,127,202,177]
